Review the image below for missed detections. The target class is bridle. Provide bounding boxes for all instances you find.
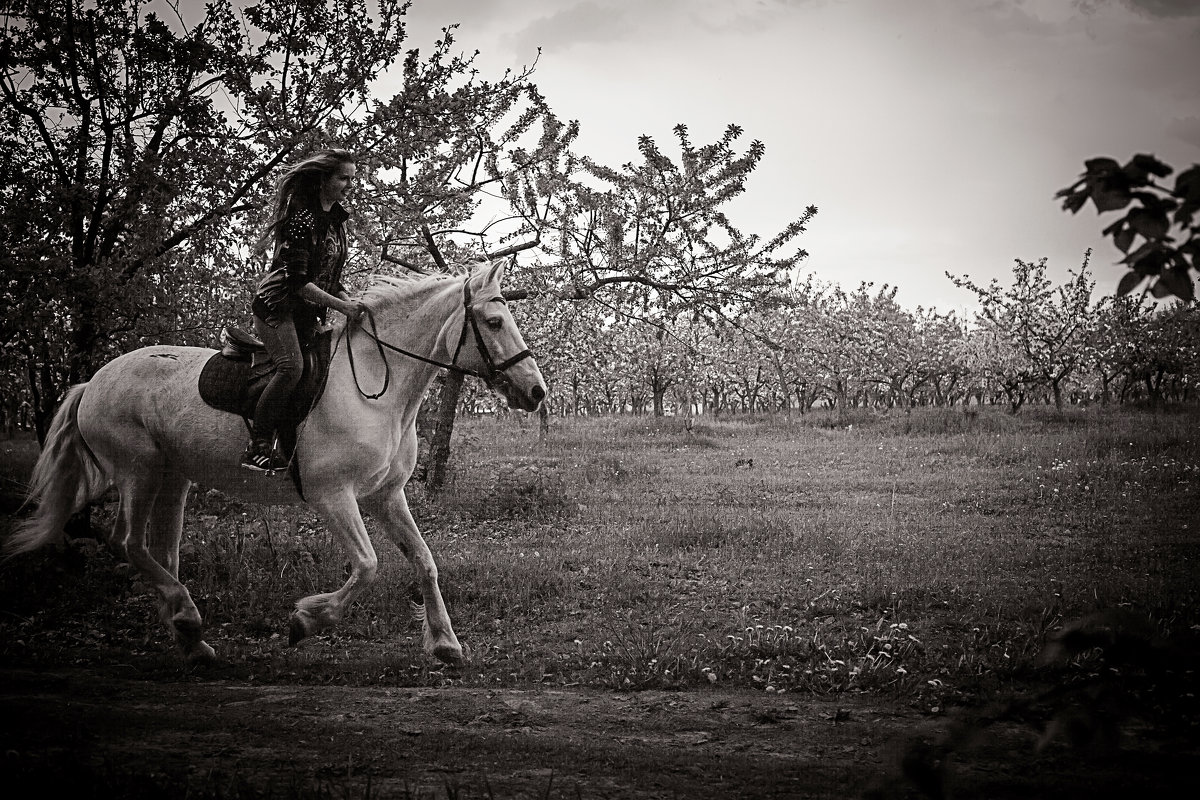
[345,277,533,400]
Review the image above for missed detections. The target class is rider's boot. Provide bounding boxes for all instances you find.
[240,435,288,473]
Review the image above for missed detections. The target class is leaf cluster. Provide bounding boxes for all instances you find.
[1056,153,1200,300]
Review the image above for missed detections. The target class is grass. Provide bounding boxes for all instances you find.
[1,405,1198,709]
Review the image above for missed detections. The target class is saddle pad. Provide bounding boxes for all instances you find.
[198,354,258,417]
[197,330,333,498]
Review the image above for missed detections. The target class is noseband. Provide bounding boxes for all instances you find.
[346,277,533,399]
[450,277,533,386]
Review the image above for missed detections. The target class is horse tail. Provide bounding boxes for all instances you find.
[4,384,109,558]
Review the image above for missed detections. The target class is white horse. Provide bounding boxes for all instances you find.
[5,260,546,665]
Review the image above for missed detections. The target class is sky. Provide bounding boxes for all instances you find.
[393,0,1200,313]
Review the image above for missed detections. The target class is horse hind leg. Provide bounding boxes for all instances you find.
[147,472,191,579]
[117,474,214,664]
[107,493,130,562]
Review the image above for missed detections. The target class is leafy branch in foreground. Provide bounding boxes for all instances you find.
[1056,153,1199,301]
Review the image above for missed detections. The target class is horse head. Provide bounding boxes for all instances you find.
[451,260,547,413]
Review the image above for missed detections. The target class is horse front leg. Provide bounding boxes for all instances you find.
[364,487,464,666]
[289,492,379,645]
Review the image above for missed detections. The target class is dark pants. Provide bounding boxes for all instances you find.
[252,312,303,441]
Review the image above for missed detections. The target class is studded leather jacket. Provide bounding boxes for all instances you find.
[252,197,349,330]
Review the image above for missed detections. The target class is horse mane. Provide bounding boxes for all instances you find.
[359,269,460,314]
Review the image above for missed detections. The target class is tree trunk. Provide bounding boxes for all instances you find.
[1145,369,1166,411]
[27,340,59,446]
[1004,384,1026,414]
[834,381,849,424]
[770,353,792,417]
[426,371,465,492]
[652,385,666,417]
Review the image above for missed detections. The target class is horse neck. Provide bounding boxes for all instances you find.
[360,277,464,409]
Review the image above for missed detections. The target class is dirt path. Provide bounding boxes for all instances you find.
[2,667,1187,799]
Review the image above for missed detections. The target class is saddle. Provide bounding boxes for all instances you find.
[198,326,334,497]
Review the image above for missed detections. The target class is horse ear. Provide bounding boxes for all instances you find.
[485,258,506,286]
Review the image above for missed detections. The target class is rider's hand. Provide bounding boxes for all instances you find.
[343,301,368,323]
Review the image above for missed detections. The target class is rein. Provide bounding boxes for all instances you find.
[344,277,532,400]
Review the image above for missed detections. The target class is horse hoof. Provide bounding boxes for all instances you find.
[187,641,218,666]
[173,614,205,646]
[288,615,308,647]
[432,642,465,667]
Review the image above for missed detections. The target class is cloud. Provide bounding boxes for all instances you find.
[1074,0,1200,17]
[506,1,638,55]
[502,0,812,56]
[1121,0,1200,17]
[970,0,1078,36]
[404,0,508,27]
[675,0,803,35]
[1167,116,1200,150]
[401,0,510,41]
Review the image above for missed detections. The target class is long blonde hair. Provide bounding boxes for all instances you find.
[258,148,356,251]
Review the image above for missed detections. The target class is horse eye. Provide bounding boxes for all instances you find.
[487,318,503,331]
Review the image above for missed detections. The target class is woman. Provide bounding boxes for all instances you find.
[242,148,367,472]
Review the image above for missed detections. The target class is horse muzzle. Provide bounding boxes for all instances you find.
[491,371,546,412]
[520,382,547,412]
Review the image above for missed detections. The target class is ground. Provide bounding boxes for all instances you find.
[3,413,1198,799]
[2,663,1194,799]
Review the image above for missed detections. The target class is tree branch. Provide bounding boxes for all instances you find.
[421,225,450,271]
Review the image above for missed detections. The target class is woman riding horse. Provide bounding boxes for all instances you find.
[245,148,368,472]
